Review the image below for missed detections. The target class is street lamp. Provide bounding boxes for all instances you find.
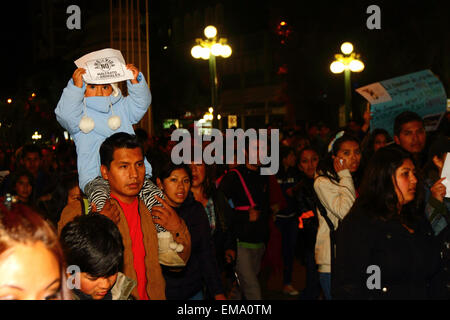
[191,26,232,126]
[32,131,42,141]
[330,42,365,123]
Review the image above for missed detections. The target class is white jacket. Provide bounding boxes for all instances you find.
[313,169,356,273]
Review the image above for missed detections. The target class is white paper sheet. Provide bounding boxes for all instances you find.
[355,82,392,105]
[441,152,450,198]
[74,48,134,84]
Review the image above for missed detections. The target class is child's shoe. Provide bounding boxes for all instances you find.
[157,231,186,267]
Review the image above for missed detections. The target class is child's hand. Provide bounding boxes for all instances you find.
[73,68,86,88]
[126,64,139,84]
[92,199,120,224]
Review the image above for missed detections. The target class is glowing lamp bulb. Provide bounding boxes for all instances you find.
[191,45,203,59]
[330,61,345,74]
[341,42,354,55]
[211,43,223,56]
[221,44,232,58]
[204,26,217,39]
[349,59,365,72]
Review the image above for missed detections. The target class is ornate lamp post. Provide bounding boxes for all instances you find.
[191,26,232,124]
[330,42,365,123]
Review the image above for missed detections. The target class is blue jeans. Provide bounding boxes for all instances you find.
[275,216,298,285]
[319,272,332,300]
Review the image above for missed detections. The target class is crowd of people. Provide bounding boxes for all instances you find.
[0,108,448,300]
[0,59,449,300]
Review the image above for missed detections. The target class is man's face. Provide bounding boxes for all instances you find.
[40,149,53,168]
[100,147,145,204]
[23,152,40,175]
[394,121,426,155]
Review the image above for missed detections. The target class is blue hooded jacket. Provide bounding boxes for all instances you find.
[55,73,152,191]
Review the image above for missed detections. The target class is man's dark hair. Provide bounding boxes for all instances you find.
[393,111,424,137]
[100,132,144,169]
[60,213,124,278]
[21,144,41,158]
[280,145,295,161]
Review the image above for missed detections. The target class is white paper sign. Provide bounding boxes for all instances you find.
[74,48,134,84]
[355,82,392,104]
[441,153,450,198]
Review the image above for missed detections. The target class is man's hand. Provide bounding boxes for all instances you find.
[432,155,444,173]
[152,195,183,231]
[126,64,139,84]
[92,199,120,224]
[72,68,86,88]
[361,102,372,133]
[248,207,261,222]
[431,177,447,203]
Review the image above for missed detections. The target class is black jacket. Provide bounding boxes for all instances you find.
[333,209,445,299]
[276,166,300,218]
[218,165,270,244]
[163,192,224,300]
[210,188,236,270]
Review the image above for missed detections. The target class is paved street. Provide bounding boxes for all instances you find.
[260,258,308,300]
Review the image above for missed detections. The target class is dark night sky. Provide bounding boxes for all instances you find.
[1,2,33,94]
[0,0,448,123]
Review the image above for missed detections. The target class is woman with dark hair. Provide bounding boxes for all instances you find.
[293,146,321,299]
[189,163,235,275]
[38,172,84,227]
[333,145,445,299]
[9,169,35,206]
[313,133,362,299]
[361,128,392,165]
[154,162,226,300]
[0,203,72,300]
[275,146,301,296]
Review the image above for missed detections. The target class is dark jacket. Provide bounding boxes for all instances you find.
[333,209,445,299]
[163,192,224,300]
[210,188,236,271]
[293,172,320,227]
[218,165,270,244]
[293,172,320,249]
[276,165,300,218]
